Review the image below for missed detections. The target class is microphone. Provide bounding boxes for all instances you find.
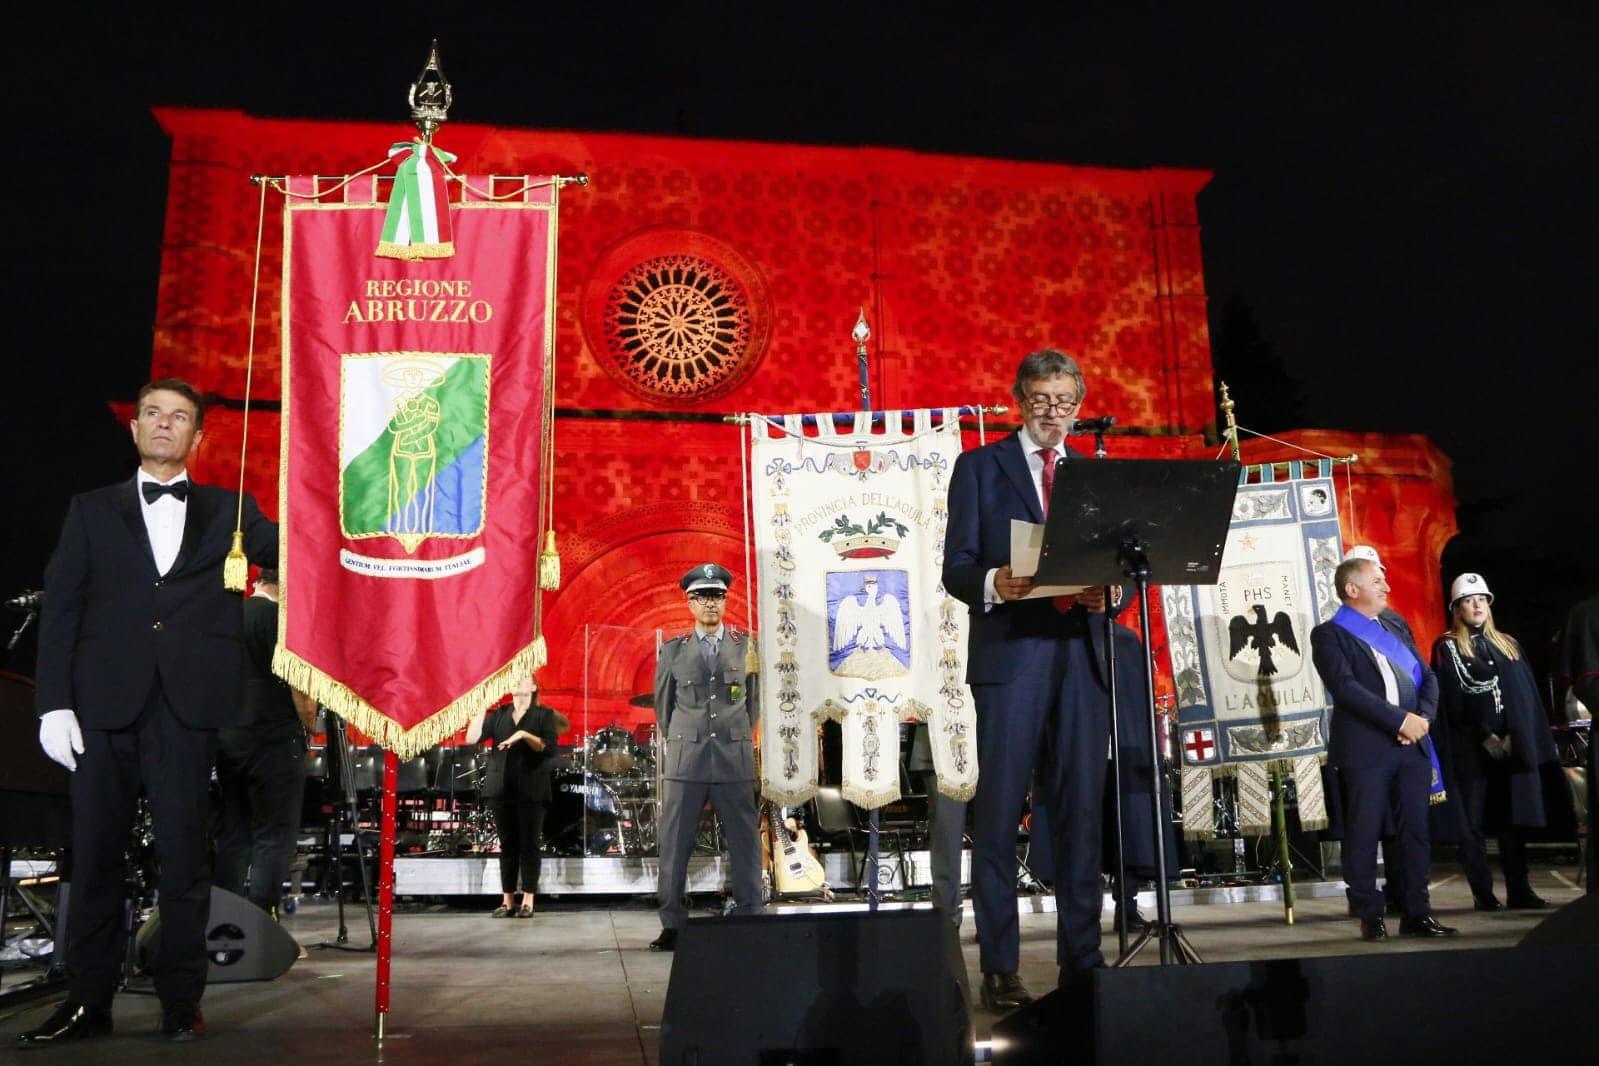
[5,590,42,610]
[1068,415,1117,435]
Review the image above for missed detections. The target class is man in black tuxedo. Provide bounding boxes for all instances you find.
[943,348,1126,1010]
[1309,556,1456,942]
[21,379,277,1045]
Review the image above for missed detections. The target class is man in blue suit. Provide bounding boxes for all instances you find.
[1309,556,1457,941]
[943,348,1124,1009]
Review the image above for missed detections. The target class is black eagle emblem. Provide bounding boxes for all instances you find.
[1228,604,1300,677]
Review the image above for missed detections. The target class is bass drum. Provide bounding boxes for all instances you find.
[547,769,621,856]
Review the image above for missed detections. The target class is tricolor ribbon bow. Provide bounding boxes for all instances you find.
[376,141,458,260]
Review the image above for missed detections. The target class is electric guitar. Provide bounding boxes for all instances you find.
[767,801,830,897]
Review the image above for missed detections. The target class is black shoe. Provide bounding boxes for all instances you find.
[1506,892,1550,910]
[649,928,678,952]
[1113,906,1150,934]
[16,1002,113,1046]
[1398,915,1458,937]
[1473,894,1505,912]
[1360,918,1388,942]
[161,1002,207,1040]
[979,972,1035,1011]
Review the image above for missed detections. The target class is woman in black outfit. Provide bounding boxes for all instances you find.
[1431,573,1560,910]
[466,675,566,917]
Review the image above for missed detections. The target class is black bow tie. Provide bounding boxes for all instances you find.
[142,480,190,504]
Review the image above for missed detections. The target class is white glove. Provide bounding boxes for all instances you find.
[39,709,84,772]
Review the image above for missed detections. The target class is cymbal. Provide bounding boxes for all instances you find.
[629,692,654,707]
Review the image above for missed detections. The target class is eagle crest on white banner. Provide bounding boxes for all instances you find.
[752,409,978,808]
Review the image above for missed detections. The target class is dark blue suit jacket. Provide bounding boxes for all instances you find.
[37,477,278,730]
[945,430,1116,684]
[1310,616,1438,770]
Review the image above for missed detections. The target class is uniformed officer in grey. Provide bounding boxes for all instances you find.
[650,563,764,951]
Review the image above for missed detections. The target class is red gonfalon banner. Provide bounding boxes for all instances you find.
[276,185,558,756]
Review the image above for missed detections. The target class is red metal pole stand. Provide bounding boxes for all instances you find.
[375,749,397,1039]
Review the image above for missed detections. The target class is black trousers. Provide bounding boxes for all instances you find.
[69,685,215,1008]
[214,730,308,913]
[1455,756,1533,900]
[493,798,547,895]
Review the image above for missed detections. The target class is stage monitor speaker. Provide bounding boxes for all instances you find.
[134,886,299,983]
[992,944,1598,1064]
[1518,890,1599,947]
[660,910,971,1066]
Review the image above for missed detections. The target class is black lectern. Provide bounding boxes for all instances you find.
[1037,458,1240,965]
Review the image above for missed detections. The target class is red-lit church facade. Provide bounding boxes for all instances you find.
[148,108,1457,742]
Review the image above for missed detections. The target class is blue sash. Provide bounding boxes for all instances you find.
[1331,606,1424,689]
[1330,606,1446,800]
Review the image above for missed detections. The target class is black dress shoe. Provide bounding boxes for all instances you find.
[1113,906,1150,934]
[649,928,678,952]
[161,1002,207,1040]
[979,972,1035,1011]
[1359,918,1388,942]
[1505,893,1550,910]
[17,1002,113,1045]
[1473,894,1505,912]
[1398,915,1458,937]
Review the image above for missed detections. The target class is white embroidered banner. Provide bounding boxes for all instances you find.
[1162,459,1342,837]
[752,409,977,809]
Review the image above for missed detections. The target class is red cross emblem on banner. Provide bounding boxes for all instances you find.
[1184,728,1216,764]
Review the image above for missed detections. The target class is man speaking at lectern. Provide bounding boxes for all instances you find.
[943,348,1124,1010]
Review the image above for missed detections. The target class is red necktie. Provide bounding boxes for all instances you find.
[1038,448,1077,612]
[1039,447,1056,517]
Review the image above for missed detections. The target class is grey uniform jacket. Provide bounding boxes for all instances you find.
[654,628,759,783]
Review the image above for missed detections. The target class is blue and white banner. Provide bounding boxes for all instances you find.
[752,409,977,808]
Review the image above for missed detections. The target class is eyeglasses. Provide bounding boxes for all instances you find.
[1024,394,1082,415]
[689,591,727,602]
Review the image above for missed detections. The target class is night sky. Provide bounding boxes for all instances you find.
[8,6,1596,681]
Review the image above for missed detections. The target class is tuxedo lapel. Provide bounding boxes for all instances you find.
[170,483,210,575]
[113,478,159,575]
[995,433,1043,523]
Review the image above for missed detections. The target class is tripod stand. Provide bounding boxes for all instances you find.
[316,717,376,953]
[1035,456,1241,966]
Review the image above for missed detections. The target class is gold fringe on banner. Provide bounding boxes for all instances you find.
[537,530,561,590]
[374,240,455,260]
[272,636,546,759]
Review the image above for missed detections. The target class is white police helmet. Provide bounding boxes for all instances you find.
[1449,572,1494,607]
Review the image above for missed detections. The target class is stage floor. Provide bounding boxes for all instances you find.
[1,860,1586,1064]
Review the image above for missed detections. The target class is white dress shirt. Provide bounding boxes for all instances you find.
[983,427,1060,605]
[136,468,190,576]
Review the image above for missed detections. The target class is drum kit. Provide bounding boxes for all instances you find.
[549,717,661,856]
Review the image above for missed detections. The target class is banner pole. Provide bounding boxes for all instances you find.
[1272,762,1296,924]
[375,750,397,1039]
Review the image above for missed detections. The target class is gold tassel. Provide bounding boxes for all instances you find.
[744,638,760,675]
[222,531,249,592]
[538,530,561,590]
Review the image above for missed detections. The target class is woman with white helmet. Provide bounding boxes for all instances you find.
[1430,573,1562,910]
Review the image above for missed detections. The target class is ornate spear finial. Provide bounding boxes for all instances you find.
[408,40,453,144]
[1219,380,1242,461]
[853,308,872,411]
